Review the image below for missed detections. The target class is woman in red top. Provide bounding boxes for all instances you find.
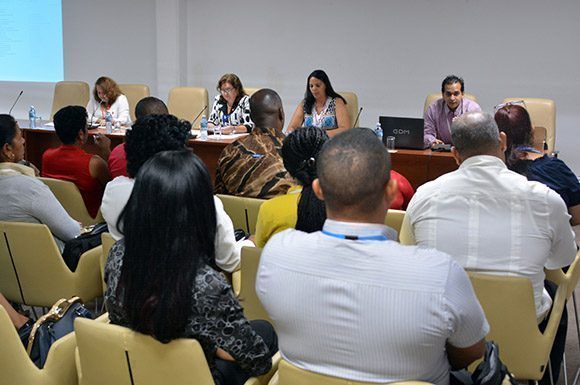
[42,106,111,218]
[389,170,414,210]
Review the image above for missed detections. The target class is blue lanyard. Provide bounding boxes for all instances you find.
[514,146,542,155]
[322,230,389,241]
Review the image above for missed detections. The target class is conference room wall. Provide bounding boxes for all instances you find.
[0,0,578,174]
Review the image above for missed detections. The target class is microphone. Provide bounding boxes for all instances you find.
[353,107,363,127]
[8,91,24,115]
[191,105,208,126]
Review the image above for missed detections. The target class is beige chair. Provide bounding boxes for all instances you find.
[423,92,478,114]
[50,81,91,120]
[118,84,150,121]
[385,209,405,240]
[0,221,102,307]
[468,272,568,382]
[502,98,556,153]
[244,87,261,96]
[168,87,209,123]
[38,177,103,226]
[232,247,271,323]
[100,232,116,292]
[338,91,359,127]
[0,306,78,385]
[398,214,415,246]
[75,317,278,385]
[270,358,434,385]
[217,194,266,234]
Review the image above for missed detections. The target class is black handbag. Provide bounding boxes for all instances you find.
[26,297,93,368]
[62,222,108,271]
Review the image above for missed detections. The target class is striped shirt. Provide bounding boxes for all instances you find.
[214,127,292,199]
[257,220,489,385]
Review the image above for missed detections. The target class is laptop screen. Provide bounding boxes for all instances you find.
[379,116,425,150]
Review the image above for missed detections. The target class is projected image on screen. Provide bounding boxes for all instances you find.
[0,0,63,82]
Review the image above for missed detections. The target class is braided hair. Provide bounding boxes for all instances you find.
[281,126,329,232]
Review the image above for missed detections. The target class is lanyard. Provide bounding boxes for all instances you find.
[514,145,542,155]
[322,230,389,241]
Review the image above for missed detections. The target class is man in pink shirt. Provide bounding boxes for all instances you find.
[423,75,481,148]
[108,97,168,178]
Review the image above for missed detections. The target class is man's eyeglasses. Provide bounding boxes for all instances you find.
[493,100,526,112]
[220,87,235,95]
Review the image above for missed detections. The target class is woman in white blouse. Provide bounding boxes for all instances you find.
[86,76,130,125]
[207,73,254,134]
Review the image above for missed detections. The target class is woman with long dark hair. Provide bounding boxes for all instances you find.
[255,126,328,247]
[287,70,350,136]
[104,150,277,385]
[494,104,579,225]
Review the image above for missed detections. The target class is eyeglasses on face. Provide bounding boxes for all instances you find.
[494,100,526,112]
[220,87,235,95]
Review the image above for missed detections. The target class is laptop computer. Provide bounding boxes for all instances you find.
[379,116,425,150]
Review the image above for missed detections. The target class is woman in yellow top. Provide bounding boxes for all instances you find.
[255,126,329,247]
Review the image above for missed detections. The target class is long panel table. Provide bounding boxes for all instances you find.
[20,122,457,190]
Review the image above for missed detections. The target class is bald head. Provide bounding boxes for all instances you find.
[249,89,284,130]
[316,128,391,217]
[451,111,502,160]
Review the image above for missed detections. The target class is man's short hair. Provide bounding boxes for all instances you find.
[317,128,390,214]
[249,89,282,128]
[451,112,500,158]
[441,75,465,93]
[53,106,87,145]
[134,97,169,120]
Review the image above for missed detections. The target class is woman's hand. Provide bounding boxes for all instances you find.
[216,347,236,362]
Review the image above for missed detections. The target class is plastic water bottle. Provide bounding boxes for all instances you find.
[199,115,208,141]
[105,111,113,134]
[375,121,383,144]
[29,106,36,129]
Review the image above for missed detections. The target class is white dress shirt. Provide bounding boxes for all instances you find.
[100,176,251,272]
[406,155,576,319]
[86,94,130,124]
[257,219,489,385]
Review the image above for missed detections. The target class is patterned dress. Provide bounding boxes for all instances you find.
[303,97,338,129]
[214,127,293,199]
[104,240,272,383]
[208,94,254,131]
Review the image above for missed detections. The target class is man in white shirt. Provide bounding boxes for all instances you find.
[405,111,576,385]
[256,128,489,385]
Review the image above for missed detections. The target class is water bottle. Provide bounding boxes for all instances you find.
[29,106,36,129]
[105,111,113,134]
[199,115,208,141]
[375,121,383,144]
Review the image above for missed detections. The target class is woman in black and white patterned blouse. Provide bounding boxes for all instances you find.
[208,73,254,134]
[104,150,277,385]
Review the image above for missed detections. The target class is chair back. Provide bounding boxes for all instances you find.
[168,87,209,123]
[468,272,567,380]
[0,306,78,385]
[50,81,91,120]
[217,194,265,234]
[244,87,260,96]
[272,358,433,385]
[502,98,556,153]
[423,92,478,114]
[338,91,359,127]
[118,84,150,121]
[235,247,271,323]
[38,177,103,225]
[75,317,215,385]
[385,209,405,240]
[0,221,102,307]
[100,232,116,292]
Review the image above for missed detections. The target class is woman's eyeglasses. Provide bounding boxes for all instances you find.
[493,100,526,112]
[220,87,235,95]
